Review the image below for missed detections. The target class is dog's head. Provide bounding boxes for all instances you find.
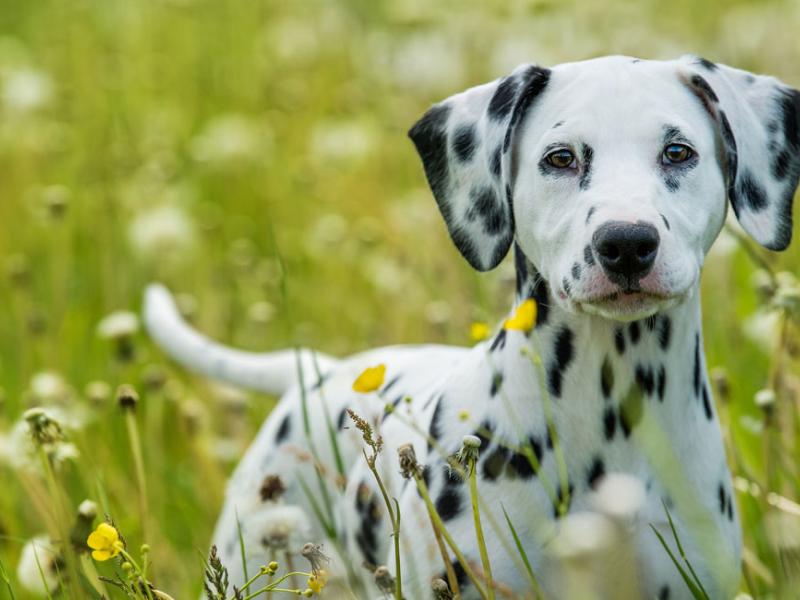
[409,56,800,321]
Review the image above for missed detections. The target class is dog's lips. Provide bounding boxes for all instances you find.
[575,288,683,321]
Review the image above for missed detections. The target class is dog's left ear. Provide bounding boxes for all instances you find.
[408,64,551,270]
[680,55,800,250]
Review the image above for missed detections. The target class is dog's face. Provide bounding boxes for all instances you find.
[410,56,800,321]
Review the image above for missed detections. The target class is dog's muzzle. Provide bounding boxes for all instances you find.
[592,220,660,288]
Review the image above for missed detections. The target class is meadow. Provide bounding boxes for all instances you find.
[0,0,798,598]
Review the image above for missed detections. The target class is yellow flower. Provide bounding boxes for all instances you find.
[352,364,386,393]
[87,523,122,561]
[503,299,538,333]
[469,322,490,342]
[307,569,327,594]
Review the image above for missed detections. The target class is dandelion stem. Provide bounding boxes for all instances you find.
[468,457,494,600]
[124,410,150,541]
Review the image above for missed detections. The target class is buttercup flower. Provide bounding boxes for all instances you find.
[87,522,122,561]
[503,299,538,333]
[470,322,491,342]
[307,569,327,593]
[352,364,386,393]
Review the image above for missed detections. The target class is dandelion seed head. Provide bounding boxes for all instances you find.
[97,311,139,339]
[591,473,646,521]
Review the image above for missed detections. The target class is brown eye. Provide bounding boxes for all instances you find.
[663,143,693,164]
[545,149,576,169]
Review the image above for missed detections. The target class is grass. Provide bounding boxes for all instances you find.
[0,0,799,597]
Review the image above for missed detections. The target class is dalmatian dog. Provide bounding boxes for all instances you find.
[144,55,800,599]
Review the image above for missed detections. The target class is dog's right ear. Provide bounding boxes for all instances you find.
[408,65,550,271]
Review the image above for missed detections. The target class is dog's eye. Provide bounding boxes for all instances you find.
[662,143,693,164]
[545,149,576,169]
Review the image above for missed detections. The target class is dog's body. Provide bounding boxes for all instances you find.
[144,56,800,599]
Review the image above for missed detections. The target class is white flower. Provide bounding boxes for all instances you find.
[97,311,140,339]
[2,68,53,112]
[549,511,616,560]
[743,310,781,353]
[17,536,60,595]
[29,372,68,403]
[128,204,196,260]
[189,114,270,165]
[245,505,311,554]
[590,473,646,521]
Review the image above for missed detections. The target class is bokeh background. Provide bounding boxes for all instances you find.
[0,0,798,597]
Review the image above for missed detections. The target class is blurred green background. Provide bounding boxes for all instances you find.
[0,0,798,597]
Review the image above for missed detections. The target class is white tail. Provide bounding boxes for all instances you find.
[142,284,339,396]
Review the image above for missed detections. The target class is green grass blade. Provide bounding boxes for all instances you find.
[649,524,707,599]
[235,509,248,584]
[501,504,541,596]
[0,554,17,600]
[296,473,335,538]
[312,351,347,484]
[662,502,710,598]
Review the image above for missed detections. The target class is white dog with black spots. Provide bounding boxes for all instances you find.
[144,55,800,599]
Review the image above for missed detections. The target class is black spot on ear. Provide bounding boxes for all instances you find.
[660,214,671,230]
[586,206,597,224]
[584,244,596,266]
[571,262,581,280]
[275,413,291,444]
[603,407,617,441]
[696,57,717,71]
[503,67,551,152]
[482,446,509,481]
[490,146,502,178]
[601,356,614,399]
[587,455,606,489]
[408,104,453,203]
[736,172,769,212]
[773,149,792,180]
[614,328,626,355]
[702,385,713,419]
[629,321,641,345]
[452,124,477,162]
[467,186,506,234]
[488,76,519,121]
[490,371,503,397]
[657,365,666,401]
[490,328,507,352]
[658,317,672,350]
[579,144,594,190]
[548,327,575,398]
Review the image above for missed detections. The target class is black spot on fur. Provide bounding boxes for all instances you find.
[614,328,626,355]
[490,146,502,178]
[584,244,595,266]
[503,67,551,152]
[702,385,713,419]
[548,327,575,398]
[664,175,680,192]
[601,356,614,399]
[635,364,655,396]
[275,413,291,444]
[382,375,401,394]
[620,388,643,438]
[658,317,672,350]
[488,76,519,121]
[657,365,666,401]
[645,315,657,331]
[579,144,594,190]
[482,446,509,481]
[490,328,507,352]
[468,186,506,235]
[428,400,444,451]
[514,243,528,296]
[603,406,617,441]
[490,371,503,397]
[586,206,597,224]
[696,57,717,71]
[562,277,571,297]
[571,262,581,280]
[690,74,719,103]
[658,585,671,600]
[660,214,671,230]
[629,321,641,345]
[553,481,574,518]
[336,408,347,430]
[354,485,381,566]
[587,455,606,489]
[693,334,701,396]
[452,124,477,162]
[528,269,550,326]
[737,172,769,212]
[436,485,462,522]
[508,437,542,479]
[408,104,452,205]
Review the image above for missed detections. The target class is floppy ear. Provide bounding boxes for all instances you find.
[680,55,800,250]
[408,64,551,270]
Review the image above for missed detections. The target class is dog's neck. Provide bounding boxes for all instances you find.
[509,244,712,425]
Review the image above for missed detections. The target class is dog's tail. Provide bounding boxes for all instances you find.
[143,284,339,396]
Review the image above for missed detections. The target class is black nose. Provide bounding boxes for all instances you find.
[592,221,660,280]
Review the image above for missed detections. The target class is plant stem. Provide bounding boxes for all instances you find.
[364,450,402,599]
[468,458,494,600]
[125,410,150,541]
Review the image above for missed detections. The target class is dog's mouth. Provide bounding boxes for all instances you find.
[576,289,683,321]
